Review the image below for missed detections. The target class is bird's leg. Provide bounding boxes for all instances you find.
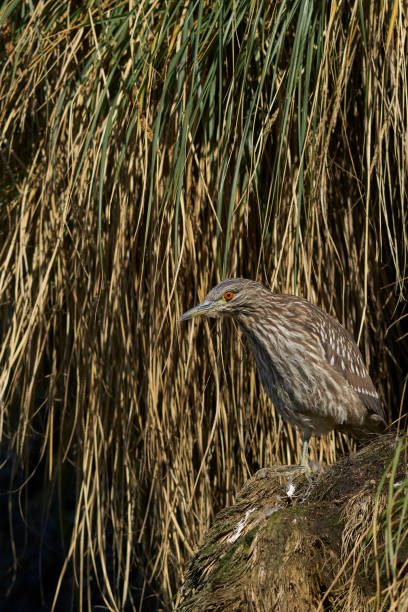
[300,432,311,468]
[283,433,312,494]
[272,432,312,488]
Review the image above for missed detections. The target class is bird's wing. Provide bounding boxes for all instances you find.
[315,310,385,420]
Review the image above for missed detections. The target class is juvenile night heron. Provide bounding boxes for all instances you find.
[179,278,386,468]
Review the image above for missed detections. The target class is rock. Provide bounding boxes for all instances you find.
[176,433,405,611]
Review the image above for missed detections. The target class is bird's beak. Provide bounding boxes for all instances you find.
[178,300,216,322]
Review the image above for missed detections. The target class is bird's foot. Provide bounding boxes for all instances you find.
[268,464,312,477]
[264,464,312,493]
[280,464,313,500]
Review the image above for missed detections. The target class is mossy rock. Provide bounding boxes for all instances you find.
[176,433,406,611]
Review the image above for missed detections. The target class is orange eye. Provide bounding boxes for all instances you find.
[224,291,234,301]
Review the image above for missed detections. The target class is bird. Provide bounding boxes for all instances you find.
[179,278,386,469]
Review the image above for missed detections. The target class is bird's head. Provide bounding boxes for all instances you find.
[178,278,268,322]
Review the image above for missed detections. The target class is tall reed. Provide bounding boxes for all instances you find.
[0,0,406,608]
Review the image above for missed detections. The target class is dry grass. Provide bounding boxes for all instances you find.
[317,437,408,611]
[0,0,407,609]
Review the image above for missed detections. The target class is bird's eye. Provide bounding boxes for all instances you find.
[224,291,234,301]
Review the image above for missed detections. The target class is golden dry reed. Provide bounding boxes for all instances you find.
[0,0,407,609]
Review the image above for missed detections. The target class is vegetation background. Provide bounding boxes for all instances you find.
[0,0,407,609]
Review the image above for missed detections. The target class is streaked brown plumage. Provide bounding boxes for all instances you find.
[179,278,386,467]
